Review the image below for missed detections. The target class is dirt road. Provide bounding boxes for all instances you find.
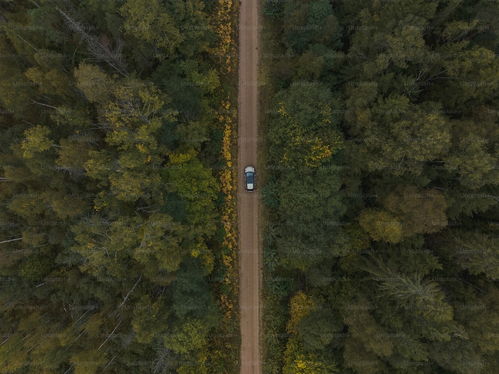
[238,1,261,373]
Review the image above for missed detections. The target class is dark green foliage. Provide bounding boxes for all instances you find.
[172,259,218,322]
[0,1,229,373]
[263,0,499,372]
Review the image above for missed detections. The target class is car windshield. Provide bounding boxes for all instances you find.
[246,172,254,184]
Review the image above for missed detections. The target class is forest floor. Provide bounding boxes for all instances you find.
[238,0,261,373]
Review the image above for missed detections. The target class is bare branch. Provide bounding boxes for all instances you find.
[98,320,122,351]
[103,355,117,370]
[0,336,9,346]
[31,100,57,110]
[118,275,142,309]
[0,237,22,244]
[56,7,127,76]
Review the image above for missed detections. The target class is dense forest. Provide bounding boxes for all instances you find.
[0,0,238,373]
[262,0,499,373]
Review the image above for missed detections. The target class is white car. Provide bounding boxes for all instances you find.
[244,166,255,191]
